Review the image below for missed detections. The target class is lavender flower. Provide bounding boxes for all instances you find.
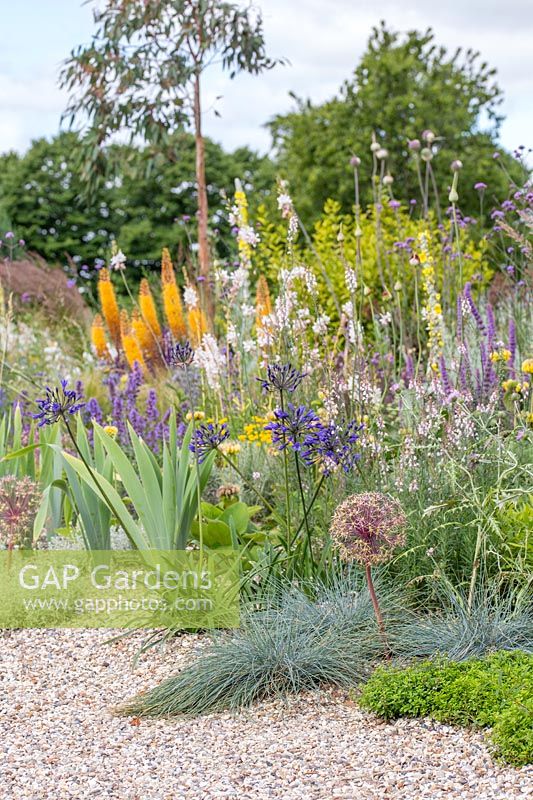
[257,363,306,394]
[190,422,230,463]
[463,283,486,334]
[32,379,84,427]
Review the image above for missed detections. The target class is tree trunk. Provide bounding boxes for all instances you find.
[193,70,213,321]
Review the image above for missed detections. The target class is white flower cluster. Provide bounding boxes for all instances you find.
[183,286,199,309]
[194,333,226,391]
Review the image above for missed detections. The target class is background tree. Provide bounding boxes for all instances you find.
[0,131,275,271]
[269,23,515,224]
[60,0,281,312]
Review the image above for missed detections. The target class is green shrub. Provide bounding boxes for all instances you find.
[492,690,533,767]
[358,650,533,766]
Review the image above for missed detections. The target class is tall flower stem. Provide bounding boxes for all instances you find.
[293,452,315,568]
[365,564,389,654]
[451,203,465,307]
[279,389,292,547]
[61,414,124,533]
[184,369,204,562]
[292,474,325,544]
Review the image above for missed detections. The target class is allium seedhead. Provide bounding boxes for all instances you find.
[350,155,361,167]
[330,492,407,566]
[408,139,421,151]
[451,160,463,172]
[257,363,306,394]
[0,476,41,548]
[32,379,84,427]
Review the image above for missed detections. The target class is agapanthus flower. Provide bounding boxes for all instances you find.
[265,404,321,452]
[257,363,306,394]
[167,340,195,368]
[189,422,230,463]
[302,419,362,475]
[32,379,84,427]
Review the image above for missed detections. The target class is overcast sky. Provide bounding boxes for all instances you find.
[1,0,531,156]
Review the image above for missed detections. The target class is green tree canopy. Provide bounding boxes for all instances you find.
[0,131,275,270]
[269,23,515,223]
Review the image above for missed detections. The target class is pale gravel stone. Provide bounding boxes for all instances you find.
[0,629,531,800]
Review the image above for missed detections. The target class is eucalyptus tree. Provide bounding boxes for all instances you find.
[60,0,281,311]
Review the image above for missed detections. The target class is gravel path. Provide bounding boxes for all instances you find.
[1,630,532,800]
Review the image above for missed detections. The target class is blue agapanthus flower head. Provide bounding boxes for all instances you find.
[167,340,195,368]
[32,379,85,427]
[302,419,362,475]
[265,404,321,452]
[189,421,230,463]
[257,363,306,395]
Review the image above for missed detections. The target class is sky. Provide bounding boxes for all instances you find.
[1,0,532,157]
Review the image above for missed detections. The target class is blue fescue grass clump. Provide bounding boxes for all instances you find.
[389,582,533,661]
[358,650,533,766]
[118,573,396,718]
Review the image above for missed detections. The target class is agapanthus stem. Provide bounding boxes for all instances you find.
[292,474,325,544]
[294,452,315,569]
[279,390,292,547]
[62,414,124,539]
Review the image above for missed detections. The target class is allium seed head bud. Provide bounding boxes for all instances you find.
[330,492,407,566]
[422,129,435,144]
[383,174,394,186]
[451,160,463,172]
[350,155,361,167]
[408,139,421,151]
[420,148,433,162]
[376,148,388,160]
[370,142,381,153]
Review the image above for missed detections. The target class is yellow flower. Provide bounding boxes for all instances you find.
[185,410,206,422]
[103,425,118,438]
[161,248,187,340]
[501,349,512,362]
[489,351,501,363]
[433,304,442,315]
[98,269,121,349]
[139,279,162,339]
[90,313,110,360]
[255,274,272,329]
[521,359,533,375]
[219,440,241,456]
[120,310,146,371]
[526,412,533,427]
[132,308,159,362]
[188,307,208,347]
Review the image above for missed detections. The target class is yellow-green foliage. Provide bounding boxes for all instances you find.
[255,199,488,322]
